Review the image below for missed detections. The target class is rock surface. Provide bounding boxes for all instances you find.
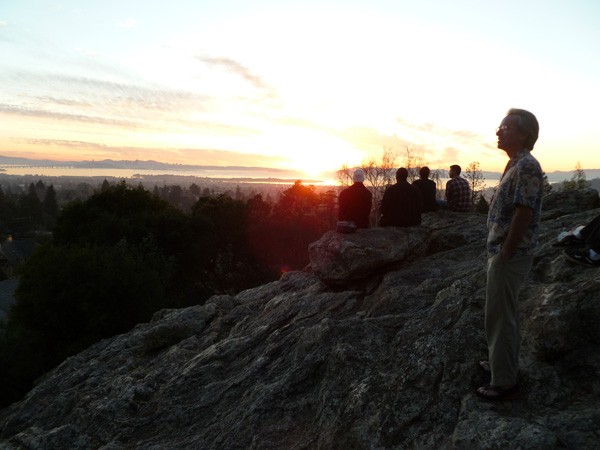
[541,187,600,220]
[1,200,599,449]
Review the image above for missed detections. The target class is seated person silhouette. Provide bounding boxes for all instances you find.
[412,166,438,212]
[338,168,372,230]
[380,168,423,227]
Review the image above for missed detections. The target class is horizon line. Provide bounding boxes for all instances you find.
[2,155,600,176]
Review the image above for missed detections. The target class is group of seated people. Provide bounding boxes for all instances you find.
[338,165,472,229]
[338,166,600,269]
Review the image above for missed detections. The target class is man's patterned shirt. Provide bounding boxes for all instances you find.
[487,149,543,256]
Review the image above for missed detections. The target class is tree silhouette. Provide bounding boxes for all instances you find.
[274,180,320,219]
[464,161,485,207]
[562,162,589,191]
[542,172,553,195]
[18,183,43,231]
[190,194,275,294]
[42,185,59,228]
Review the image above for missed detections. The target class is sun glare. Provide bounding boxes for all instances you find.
[258,125,364,180]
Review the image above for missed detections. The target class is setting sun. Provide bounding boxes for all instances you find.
[257,126,363,178]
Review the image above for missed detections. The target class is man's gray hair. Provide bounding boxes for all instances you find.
[507,108,539,150]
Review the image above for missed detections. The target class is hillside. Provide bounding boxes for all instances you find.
[0,191,599,449]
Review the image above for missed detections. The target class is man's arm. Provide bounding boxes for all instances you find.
[501,205,533,261]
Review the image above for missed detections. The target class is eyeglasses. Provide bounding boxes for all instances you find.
[496,125,519,133]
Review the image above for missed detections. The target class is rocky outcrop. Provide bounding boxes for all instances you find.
[1,205,599,449]
[541,187,599,220]
[308,227,431,286]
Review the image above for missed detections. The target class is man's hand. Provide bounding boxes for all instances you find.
[501,205,533,261]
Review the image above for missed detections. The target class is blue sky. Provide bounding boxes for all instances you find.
[1,0,599,178]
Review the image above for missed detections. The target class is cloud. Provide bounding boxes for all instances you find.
[116,18,137,28]
[0,103,139,128]
[5,71,215,117]
[450,128,496,150]
[20,138,110,150]
[34,96,92,107]
[441,147,459,162]
[197,55,270,90]
[395,116,496,151]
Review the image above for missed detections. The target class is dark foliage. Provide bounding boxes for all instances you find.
[0,181,60,237]
[0,179,333,408]
[188,194,277,293]
[0,240,172,406]
[247,181,334,272]
[475,195,490,214]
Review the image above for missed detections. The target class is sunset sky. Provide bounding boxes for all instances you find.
[1,0,599,179]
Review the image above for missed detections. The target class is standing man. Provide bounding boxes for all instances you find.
[445,165,472,212]
[338,168,373,228]
[477,108,544,400]
[412,166,438,212]
[379,168,423,227]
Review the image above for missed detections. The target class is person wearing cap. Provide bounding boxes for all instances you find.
[379,168,423,227]
[338,168,373,228]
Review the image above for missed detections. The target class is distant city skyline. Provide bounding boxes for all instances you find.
[1,1,599,178]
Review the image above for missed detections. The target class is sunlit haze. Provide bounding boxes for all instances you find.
[1,0,599,180]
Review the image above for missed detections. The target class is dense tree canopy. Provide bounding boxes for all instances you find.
[0,180,60,237]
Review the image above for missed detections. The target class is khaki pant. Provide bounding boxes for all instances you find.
[485,253,533,387]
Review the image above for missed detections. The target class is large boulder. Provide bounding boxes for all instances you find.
[542,187,599,220]
[308,211,488,287]
[308,227,431,286]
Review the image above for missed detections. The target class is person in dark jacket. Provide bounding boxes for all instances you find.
[412,166,438,212]
[338,169,373,228]
[380,168,423,227]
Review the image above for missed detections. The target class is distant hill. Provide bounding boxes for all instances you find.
[2,155,600,187]
[545,169,600,183]
[2,155,599,176]
[548,177,600,191]
[0,155,290,174]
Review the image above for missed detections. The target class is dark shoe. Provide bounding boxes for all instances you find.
[476,383,522,401]
[553,234,585,247]
[478,360,491,373]
[564,248,600,267]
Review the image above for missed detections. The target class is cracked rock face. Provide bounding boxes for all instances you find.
[1,201,599,449]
